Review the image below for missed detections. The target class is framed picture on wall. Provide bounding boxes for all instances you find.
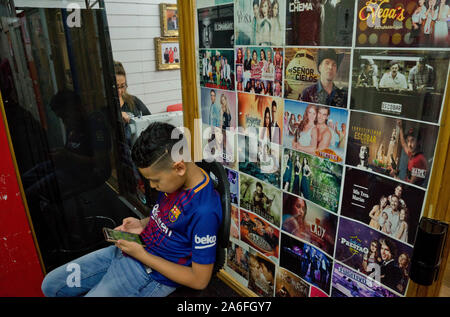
[160,3,178,37]
[154,37,180,71]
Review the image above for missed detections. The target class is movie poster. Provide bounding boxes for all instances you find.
[200,87,237,169]
[240,209,280,261]
[238,134,281,187]
[227,168,239,205]
[351,49,450,123]
[239,172,282,227]
[248,248,276,296]
[282,192,338,256]
[200,87,237,128]
[226,241,250,280]
[198,4,234,48]
[235,0,286,46]
[230,205,240,240]
[275,267,310,297]
[238,92,284,145]
[279,233,333,294]
[199,49,235,90]
[283,100,349,163]
[331,262,398,297]
[356,0,450,48]
[202,124,238,170]
[284,48,351,108]
[236,46,284,97]
[346,111,440,189]
[335,217,413,295]
[286,0,355,46]
[342,167,425,245]
[282,148,343,213]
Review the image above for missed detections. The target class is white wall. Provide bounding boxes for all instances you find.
[105,0,183,114]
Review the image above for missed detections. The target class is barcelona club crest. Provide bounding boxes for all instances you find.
[169,205,181,222]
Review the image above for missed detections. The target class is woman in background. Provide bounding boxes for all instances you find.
[114,61,151,200]
[114,61,151,126]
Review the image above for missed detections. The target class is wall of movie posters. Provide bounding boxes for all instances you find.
[196,0,450,297]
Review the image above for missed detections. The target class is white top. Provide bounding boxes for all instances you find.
[298,126,314,147]
[379,72,407,89]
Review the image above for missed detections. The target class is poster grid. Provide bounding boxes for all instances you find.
[195,0,449,298]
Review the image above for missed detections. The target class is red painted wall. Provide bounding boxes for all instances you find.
[0,108,44,297]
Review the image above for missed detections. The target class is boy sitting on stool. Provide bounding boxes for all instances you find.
[41,122,222,296]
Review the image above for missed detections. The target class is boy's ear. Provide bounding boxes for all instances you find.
[173,161,187,176]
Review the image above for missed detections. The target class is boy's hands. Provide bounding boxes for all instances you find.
[116,239,146,259]
[114,217,145,235]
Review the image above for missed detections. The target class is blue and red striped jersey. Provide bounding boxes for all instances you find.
[139,168,222,287]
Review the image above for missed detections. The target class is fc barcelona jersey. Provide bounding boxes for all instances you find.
[139,168,222,287]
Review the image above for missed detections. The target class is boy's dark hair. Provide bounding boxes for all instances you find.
[131,122,183,170]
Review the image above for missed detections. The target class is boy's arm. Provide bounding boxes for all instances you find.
[117,241,213,290]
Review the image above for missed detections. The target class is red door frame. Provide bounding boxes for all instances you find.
[0,91,45,296]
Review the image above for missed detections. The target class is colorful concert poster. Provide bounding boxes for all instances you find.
[279,233,333,295]
[284,48,351,108]
[342,167,425,245]
[238,92,284,145]
[356,0,450,48]
[351,49,450,123]
[282,148,343,213]
[275,267,310,297]
[230,205,240,240]
[248,248,276,296]
[198,4,234,48]
[226,241,250,281]
[283,100,348,163]
[335,217,413,295]
[331,262,399,297]
[240,209,280,261]
[238,134,281,188]
[236,46,284,97]
[227,168,239,205]
[286,0,355,46]
[199,49,235,90]
[282,192,338,256]
[239,172,282,227]
[346,111,440,189]
[235,0,286,46]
